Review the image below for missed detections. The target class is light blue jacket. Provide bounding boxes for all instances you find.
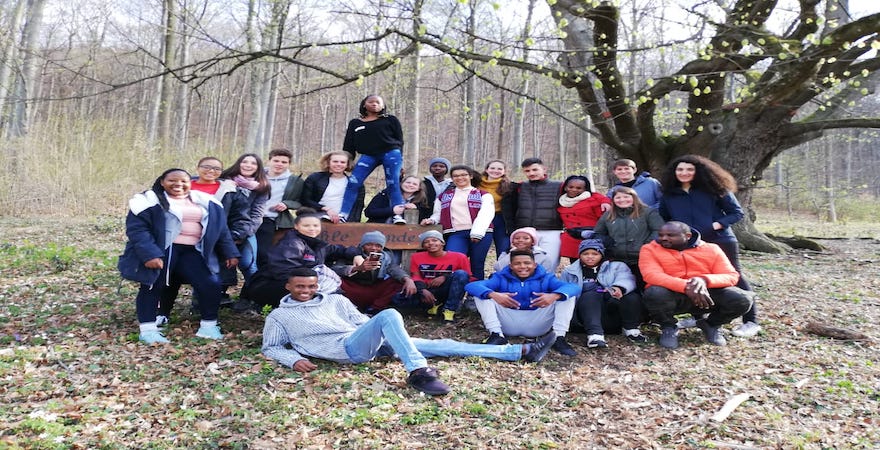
[561,259,637,295]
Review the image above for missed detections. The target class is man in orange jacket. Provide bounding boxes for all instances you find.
[639,221,753,349]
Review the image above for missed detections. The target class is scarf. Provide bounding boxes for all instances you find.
[233,175,260,191]
[558,191,591,208]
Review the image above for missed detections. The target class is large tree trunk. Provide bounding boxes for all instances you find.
[715,110,790,253]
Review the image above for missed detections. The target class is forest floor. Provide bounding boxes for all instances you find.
[0,211,877,449]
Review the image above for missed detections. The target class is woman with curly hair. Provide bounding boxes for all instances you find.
[659,154,760,337]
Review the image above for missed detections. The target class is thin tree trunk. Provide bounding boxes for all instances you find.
[175,1,191,150]
[0,0,27,134]
[157,0,177,151]
[825,140,837,222]
[7,0,47,139]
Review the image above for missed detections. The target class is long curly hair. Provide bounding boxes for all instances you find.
[660,155,737,196]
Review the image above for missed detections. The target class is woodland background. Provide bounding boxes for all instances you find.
[0,1,878,448]
[0,0,878,226]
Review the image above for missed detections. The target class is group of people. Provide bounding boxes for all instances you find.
[119,93,761,396]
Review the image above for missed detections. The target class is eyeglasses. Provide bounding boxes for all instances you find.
[198,165,222,172]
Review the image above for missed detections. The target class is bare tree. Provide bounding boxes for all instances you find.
[5,0,47,139]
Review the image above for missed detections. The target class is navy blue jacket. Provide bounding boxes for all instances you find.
[117,190,240,286]
[659,188,743,244]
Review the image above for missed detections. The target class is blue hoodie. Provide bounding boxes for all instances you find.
[465,264,579,311]
[607,172,663,210]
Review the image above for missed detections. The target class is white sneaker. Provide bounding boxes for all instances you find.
[677,317,697,329]
[155,315,169,328]
[732,321,762,337]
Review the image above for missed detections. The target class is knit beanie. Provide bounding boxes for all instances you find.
[510,227,540,246]
[428,157,451,171]
[359,231,387,248]
[578,238,605,256]
[419,230,445,245]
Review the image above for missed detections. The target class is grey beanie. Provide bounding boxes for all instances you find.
[359,231,387,248]
[418,230,445,245]
[578,238,605,256]
[428,157,451,171]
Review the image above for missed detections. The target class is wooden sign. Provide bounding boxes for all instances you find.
[319,223,440,250]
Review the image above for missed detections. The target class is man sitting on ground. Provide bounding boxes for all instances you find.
[331,231,417,313]
[407,230,471,323]
[261,268,557,396]
[465,249,580,357]
[639,221,753,349]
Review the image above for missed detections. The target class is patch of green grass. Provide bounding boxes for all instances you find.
[0,242,114,274]
[399,403,449,425]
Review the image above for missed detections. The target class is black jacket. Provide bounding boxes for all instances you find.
[302,172,364,222]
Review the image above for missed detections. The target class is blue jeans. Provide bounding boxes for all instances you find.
[425,269,469,312]
[445,230,493,280]
[341,150,403,217]
[220,235,257,288]
[343,310,521,372]
[138,244,221,323]
[491,213,510,257]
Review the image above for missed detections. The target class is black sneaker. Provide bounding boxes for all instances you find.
[231,298,257,313]
[406,367,451,396]
[523,331,556,363]
[586,335,608,349]
[626,333,648,344]
[482,332,508,345]
[219,292,234,307]
[552,336,577,356]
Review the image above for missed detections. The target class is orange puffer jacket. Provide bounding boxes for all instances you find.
[638,239,739,293]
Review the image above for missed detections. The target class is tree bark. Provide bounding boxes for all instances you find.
[0,0,27,135]
[157,0,177,151]
[6,0,46,139]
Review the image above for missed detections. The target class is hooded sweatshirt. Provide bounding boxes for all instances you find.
[261,292,369,368]
[638,229,740,293]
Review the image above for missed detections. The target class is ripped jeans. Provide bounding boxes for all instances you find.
[340,149,403,217]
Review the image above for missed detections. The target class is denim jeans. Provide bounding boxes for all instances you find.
[220,235,257,288]
[426,269,469,312]
[575,290,644,335]
[445,230,493,280]
[340,150,403,217]
[490,213,510,257]
[343,310,521,372]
